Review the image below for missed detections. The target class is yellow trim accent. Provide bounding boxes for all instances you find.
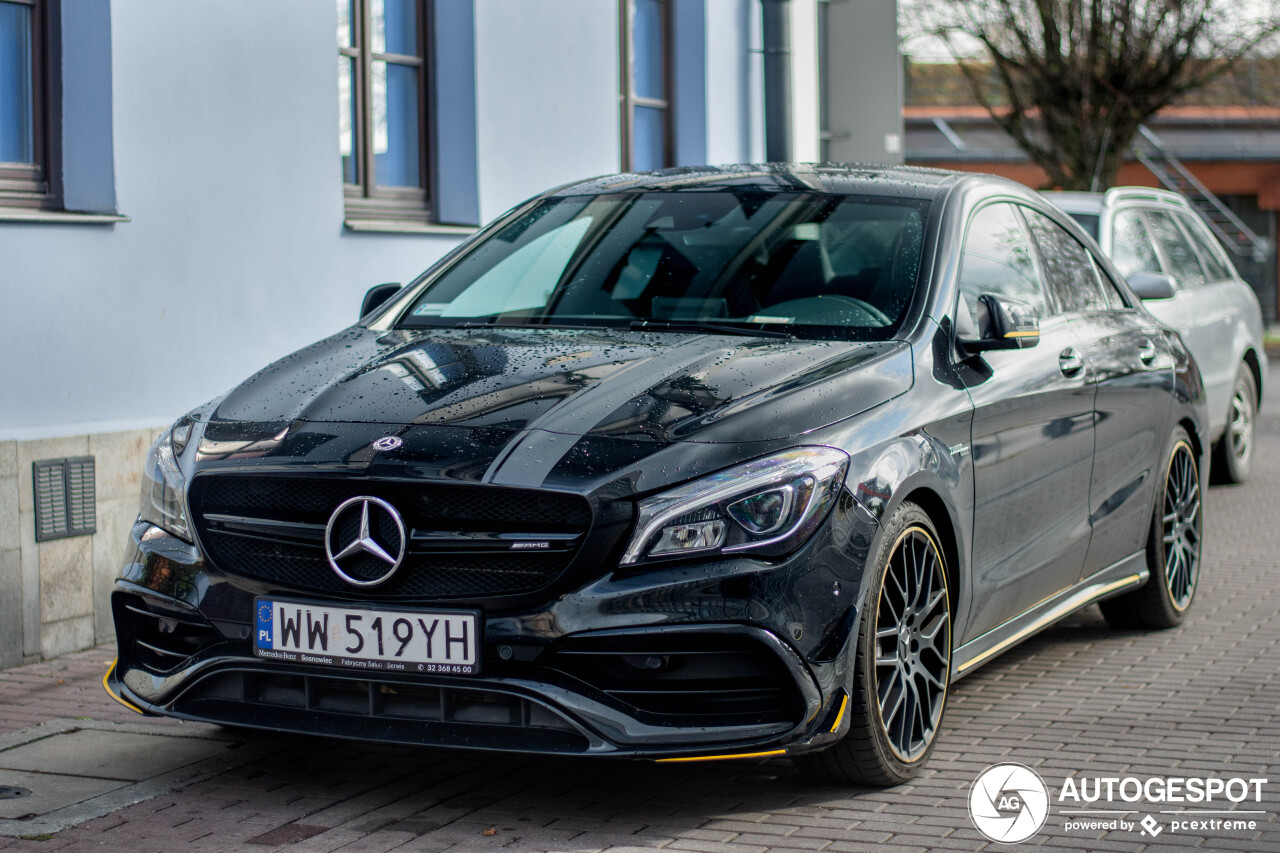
[1003,330,1039,338]
[655,749,786,763]
[829,694,849,733]
[102,658,145,715]
[956,574,1142,673]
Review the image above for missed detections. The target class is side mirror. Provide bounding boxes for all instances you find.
[960,294,1041,352]
[1126,271,1176,300]
[360,282,402,320]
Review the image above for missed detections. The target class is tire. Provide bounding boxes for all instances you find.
[1100,426,1202,630]
[793,502,951,786]
[1211,366,1256,484]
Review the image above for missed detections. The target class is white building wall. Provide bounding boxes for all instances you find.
[1,0,465,441]
[0,0,774,666]
[474,0,624,222]
[789,0,821,162]
[705,0,765,165]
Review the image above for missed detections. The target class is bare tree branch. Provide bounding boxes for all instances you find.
[917,0,1280,189]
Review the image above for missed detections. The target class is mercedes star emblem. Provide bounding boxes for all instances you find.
[324,496,407,587]
[371,436,403,452]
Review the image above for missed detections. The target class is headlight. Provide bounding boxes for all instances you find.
[621,447,849,565]
[138,417,194,542]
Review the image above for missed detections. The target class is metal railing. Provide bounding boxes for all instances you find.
[1133,125,1273,263]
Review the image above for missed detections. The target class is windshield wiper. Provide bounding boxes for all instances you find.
[448,319,612,331]
[629,319,792,339]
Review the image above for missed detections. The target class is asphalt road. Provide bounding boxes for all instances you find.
[1,366,1278,853]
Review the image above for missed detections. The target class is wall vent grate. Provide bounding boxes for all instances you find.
[34,457,96,542]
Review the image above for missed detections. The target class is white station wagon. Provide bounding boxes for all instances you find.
[1047,188,1266,483]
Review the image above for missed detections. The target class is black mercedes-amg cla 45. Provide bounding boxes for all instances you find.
[108,165,1210,785]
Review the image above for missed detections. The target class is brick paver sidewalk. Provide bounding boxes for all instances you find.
[2,382,1278,853]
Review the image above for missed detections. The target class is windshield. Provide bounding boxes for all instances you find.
[399,190,931,340]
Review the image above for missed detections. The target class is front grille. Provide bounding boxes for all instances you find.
[190,474,592,600]
[200,532,564,597]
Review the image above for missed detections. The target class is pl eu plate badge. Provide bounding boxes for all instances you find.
[256,601,273,649]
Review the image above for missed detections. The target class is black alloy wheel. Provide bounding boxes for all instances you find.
[793,502,951,785]
[873,526,951,762]
[1101,427,1202,629]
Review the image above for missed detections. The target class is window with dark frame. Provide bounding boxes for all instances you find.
[619,0,672,172]
[0,0,54,210]
[339,0,433,223]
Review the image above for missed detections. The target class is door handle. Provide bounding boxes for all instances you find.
[1138,339,1158,364]
[1059,348,1084,376]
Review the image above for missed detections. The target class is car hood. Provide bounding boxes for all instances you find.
[194,326,911,491]
[206,326,910,442]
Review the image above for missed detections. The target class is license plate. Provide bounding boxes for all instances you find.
[253,598,480,675]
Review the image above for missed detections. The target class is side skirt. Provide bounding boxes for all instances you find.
[951,551,1148,680]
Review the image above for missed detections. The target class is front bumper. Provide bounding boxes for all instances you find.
[110,493,878,760]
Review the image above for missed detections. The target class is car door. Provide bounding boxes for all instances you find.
[957,202,1096,640]
[1141,208,1233,432]
[1176,209,1256,437]
[1024,206,1173,576]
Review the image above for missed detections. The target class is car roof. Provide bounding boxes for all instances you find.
[1044,187,1193,214]
[545,163,977,203]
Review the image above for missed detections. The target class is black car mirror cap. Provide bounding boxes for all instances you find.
[959,294,1041,352]
[1126,271,1177,300]
[361,282,403,320]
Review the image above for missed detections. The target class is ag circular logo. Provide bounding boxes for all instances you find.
[324,496,407,588]
[371,435,403,452]
[969,763,1050,844]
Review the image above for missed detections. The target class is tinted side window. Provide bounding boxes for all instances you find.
[1022,208,1108,313]
[958,203,1047,326]
[1090,256,1130,309]
[1111,209,1162,278]
[1067,212,1100,241]
[1177,212,1235,282]
[1146,209,1206,288]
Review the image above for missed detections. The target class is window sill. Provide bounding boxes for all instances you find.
[344,218,477,236]
[0,210,130,225]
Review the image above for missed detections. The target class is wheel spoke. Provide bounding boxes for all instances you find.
[920,588,944,621]
[886,567,907,615]
[891,679,912,747]
[912,678,929,747]
[919,661,946,690]
[1165,543,1182,585]
[910,542,927,612]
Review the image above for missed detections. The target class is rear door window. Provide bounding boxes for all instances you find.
[1146,209,1206,289]
[1022,208,1110,313]
[1176,212,1235,282]
[1110,209,1163,278]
